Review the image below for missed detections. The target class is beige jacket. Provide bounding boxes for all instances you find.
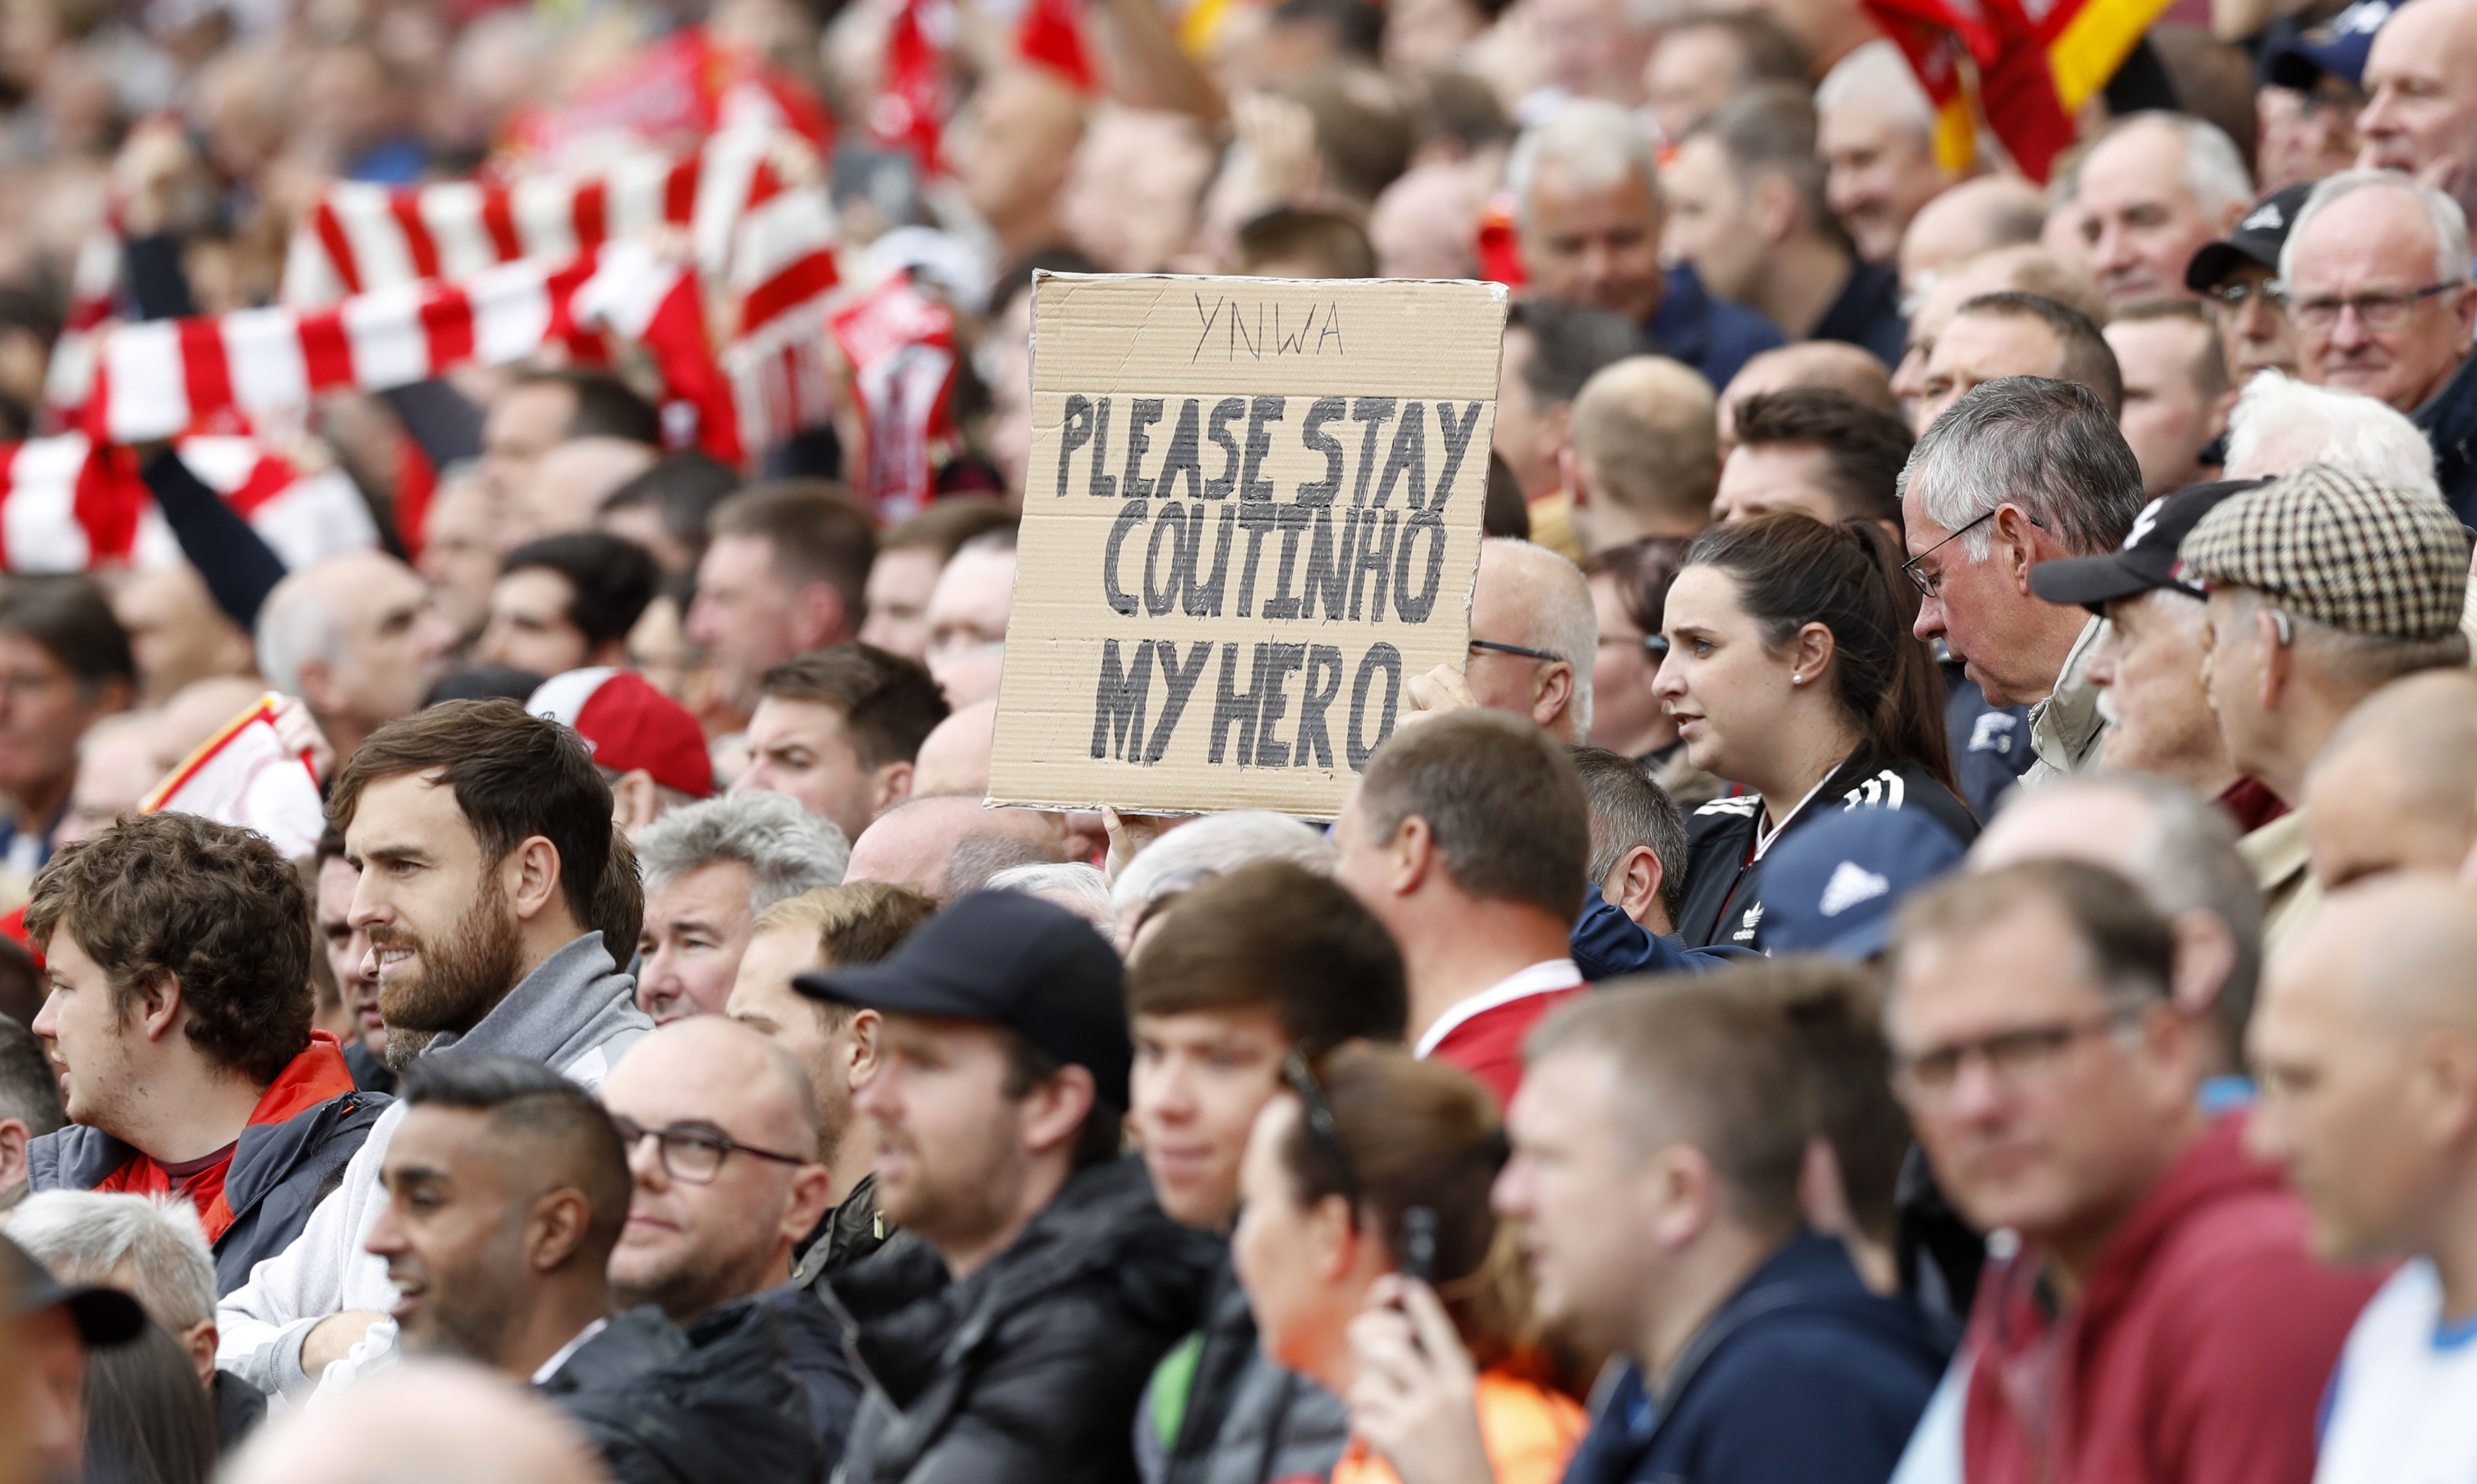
[2022,616,2111,789]
[2239,809,2323,955]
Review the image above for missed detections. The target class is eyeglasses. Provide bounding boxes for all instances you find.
[1469,639,1564,664]
[2270,280,2465,333]
[1283,1052,1360,1223]
[610,1116,809,1185]
[1596,633,1672,660]
[1890,1002,2153,1105]
[1901,508,2026,598]
[2199,279,2275,313]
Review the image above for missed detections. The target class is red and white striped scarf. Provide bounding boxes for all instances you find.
[0,433,376,574]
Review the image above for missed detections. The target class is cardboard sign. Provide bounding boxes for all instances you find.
[988,272,1508,817]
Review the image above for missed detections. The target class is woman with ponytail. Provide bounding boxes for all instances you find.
[1231,1048,1582,1484]
[1655,511,1978,949]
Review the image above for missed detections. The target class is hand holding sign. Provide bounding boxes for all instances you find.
[988,273,1508,818]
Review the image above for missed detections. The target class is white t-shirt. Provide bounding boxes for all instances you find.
[2315,1258,2477,1484]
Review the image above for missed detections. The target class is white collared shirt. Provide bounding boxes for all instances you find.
[531,1316,612,1386]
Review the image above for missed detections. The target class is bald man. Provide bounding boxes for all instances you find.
[598,1017,832,1325]
[1896,174,2048,294]
[910,698,996,799]
[1403,538,1599,744]
[255,552,457,760]
[1715,340,1901,457]
[1564,356,1720,551]
[843,795,1069,898]
[2246,873,2477,1483]
[2303,671,2477,892]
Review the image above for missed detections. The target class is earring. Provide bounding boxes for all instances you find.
[1791,674,1807,685]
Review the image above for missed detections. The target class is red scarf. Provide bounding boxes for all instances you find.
[95,1032,358,1245]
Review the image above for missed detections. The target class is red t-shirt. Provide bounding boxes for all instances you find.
[1418,961,1586,1108]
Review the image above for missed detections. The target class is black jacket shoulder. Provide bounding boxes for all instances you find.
[1676,752,1977,949]
[829,1156,1222,1484]
[542,1302,823,1484]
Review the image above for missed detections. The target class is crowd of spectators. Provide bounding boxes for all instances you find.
[6,0,2477,1481]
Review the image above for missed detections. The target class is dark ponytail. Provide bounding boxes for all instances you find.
[1681,513,1958,797]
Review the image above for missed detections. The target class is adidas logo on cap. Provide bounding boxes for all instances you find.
[1819,860,1893,918]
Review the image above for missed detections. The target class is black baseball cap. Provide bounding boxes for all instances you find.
[4,1236,145,1348]
[796,891,1133,1108]
[2185,183,2314,293]
[2031,478,2269,612]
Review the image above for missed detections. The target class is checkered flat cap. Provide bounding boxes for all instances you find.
[2176,464,2469,641]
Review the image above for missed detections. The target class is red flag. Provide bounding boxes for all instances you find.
[1017,0,1098,93]
[830,274,959,523]
[1862,0,2166,183]
[872,0,947,175]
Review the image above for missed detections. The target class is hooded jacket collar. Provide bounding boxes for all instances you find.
[422,933,650,1081]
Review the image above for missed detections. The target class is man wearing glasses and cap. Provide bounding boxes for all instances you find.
[7,1232,144,1484]
[802,890,1218,1484]
[2185,184,2314,388]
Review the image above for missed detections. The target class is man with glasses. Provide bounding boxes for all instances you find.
[1408,538,1599,744]
[362,1053,820,1482]
[1900,376,2149,789]
[2184,183,2310,385]
[2278,169,2477,519]
[1887,859,2377,1484]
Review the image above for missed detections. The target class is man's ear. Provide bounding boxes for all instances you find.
[505,836,567,924]
[294,658,346,719]
[1751,172,1798,245]
[868,761,916,821]
[844,1008,882,1089]
[611,771,662,840]
[2166,909,2237,1022]
[1389,814,1438,897]
[526,1187,597,1273]
[178,1318,218,1389]
[1017,1062,1097,1159]
[791,582,848,651]
[1611,844,1664,927]
[1534,663,1576,732]
[0,1116,30,1197]
[137,971,184,1044]
[1994,505,2045,593]
[1561,446,1590,508]
[2254,607,2291,712]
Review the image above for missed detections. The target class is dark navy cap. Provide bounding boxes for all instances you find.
[4,1236,145,1348]
[2262,0,2394,90]
[2029,478,2268,614]
[2185,184,2315,293]
[796,890,1133,1108]
[1756,809,1965,960]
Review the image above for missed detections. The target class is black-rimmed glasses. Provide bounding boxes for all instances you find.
[2271,280,2465,333]
[1283,1052,1360,1223]
[610,1116,809,1185]
[1469,638,1564,664]
[1902,508,2043,597]
[1597,633,1671,660]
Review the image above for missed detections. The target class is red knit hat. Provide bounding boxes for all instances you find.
[527,668,716,799]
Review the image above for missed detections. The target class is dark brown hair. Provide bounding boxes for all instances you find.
[328,699,613,936]
[757,644,950,770]
[26,813,314,1087]
[708,481,878,617]
[1587,536,1695,640]
[1279,1048,1532,1368]
[1729,388,1915,529]
[1529,980,1812,1233]
[0,577,135,692]
[1682,511,1958,794]
[1235,207,1377,279]
[1728,957,1908,1246]
[1128,861,1408,1051]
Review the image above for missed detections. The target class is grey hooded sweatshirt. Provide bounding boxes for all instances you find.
[215,934,651,1394]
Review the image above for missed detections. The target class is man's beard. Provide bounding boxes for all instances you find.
[399,1229,527,1367]
[375,872,524,1057]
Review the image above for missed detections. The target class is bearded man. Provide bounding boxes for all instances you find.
[214,699,655,1398]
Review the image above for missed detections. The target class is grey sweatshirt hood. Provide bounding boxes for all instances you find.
[422,932,650,1087]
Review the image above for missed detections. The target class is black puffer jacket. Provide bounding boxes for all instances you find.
[826,1156,1222,1484]
[541,1302,823,1484]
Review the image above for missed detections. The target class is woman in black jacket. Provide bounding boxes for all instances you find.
[1654,513,1977,949]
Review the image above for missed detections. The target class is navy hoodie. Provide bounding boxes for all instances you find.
[1560,1229,1947,1484]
